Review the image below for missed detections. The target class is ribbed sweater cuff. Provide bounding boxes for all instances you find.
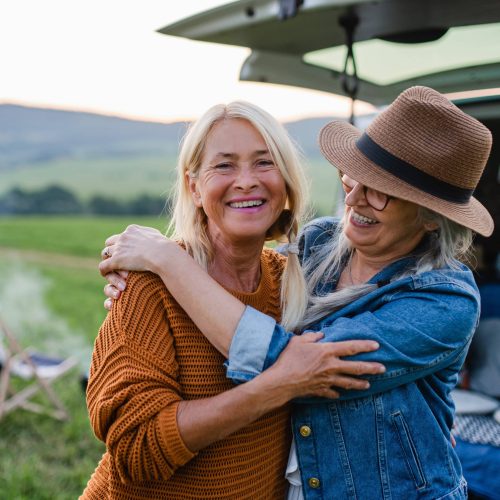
[157,402,197,467]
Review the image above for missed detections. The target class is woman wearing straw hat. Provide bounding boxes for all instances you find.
[100,86,493,499]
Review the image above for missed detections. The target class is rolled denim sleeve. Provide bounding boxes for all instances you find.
[226,306,293,382]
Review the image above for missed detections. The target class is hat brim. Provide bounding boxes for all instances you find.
[319,121,494,237]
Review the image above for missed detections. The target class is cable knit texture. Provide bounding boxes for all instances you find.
[81,248,290,499]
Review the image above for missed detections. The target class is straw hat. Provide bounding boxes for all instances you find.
[319,86,494,236]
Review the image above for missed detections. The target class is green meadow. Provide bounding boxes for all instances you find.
[0,155,177,200]
[0,216,168,499]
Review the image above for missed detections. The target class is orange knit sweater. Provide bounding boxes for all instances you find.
[81,248,291,499]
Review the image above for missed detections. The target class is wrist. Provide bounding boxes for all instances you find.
[243,370,293,411]
[151,239,188,277]
[147,238,177,274]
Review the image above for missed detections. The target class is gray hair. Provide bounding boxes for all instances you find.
[299,207,473,329]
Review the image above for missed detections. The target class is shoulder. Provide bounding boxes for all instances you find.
[389,264,481,331]
[301,216,339,236]
[101,272,173,355]
[122,271,168,302]
[116,272,169,321]
[411,263,479,299]
[262,247,287,277]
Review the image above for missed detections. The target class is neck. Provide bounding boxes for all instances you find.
[207,231,265,293]
[349,248,412,284]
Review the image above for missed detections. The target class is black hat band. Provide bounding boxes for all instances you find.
[355,133,474,204]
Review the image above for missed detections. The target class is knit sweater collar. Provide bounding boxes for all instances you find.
[225,249,276,311]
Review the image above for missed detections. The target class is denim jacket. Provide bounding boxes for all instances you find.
[227,217,478,500]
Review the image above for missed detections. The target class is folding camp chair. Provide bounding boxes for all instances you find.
[0,316,77,421]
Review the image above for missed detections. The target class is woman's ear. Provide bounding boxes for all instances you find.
[186,171,203,208]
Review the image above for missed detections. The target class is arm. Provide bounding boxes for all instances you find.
[227,281,479,398]
[99,225,244,355]
[91,272,288,482]
[88,272,192,483]
[89,272,380,484]
[98,225,384,387]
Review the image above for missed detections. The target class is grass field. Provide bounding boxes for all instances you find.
[0,155,178,200]
[0,215,170,257]
[0,154,340,216]
[0,216,169,499]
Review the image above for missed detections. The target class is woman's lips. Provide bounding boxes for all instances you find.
[228,199,265,208]
[350,210,379,226]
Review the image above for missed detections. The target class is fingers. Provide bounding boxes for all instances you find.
[101,246,112,259]
[104,234,121,246]
[329,375,370,391]
[99,258,114,277]
[104,298,113,311]
[319,388,340,399]
[296,331,325,343]
[104,283,121,300]
[327,339,380,356]
[329,359,385,376]
[298,334,380,355]
[105,272,127,292]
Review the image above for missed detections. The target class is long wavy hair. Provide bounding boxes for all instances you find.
[169,101,310,330]
[299,206,473,329]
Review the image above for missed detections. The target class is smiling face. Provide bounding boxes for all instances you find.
[188,118,287,245]
[341,174,435,263]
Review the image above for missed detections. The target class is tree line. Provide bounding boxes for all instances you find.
[0,186,171,216]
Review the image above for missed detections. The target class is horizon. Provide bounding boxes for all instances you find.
[0,99,376,124]
[1,0,376,123]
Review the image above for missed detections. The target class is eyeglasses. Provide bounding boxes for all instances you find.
[339,172,393,211]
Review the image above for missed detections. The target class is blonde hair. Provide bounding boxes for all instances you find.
[300,207,473,329]
[168,101,309,330]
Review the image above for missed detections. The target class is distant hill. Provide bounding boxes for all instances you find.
[0,104,367,169]
[0,104,374,213]
[0,104,189,169]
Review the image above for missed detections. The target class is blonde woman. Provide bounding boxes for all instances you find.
[83,101,382,499]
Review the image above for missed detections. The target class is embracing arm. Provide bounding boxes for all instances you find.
[99,225,244,356]
[90,271,381,483]
[99,225,384,388]
[227,278,479,397]
[91,272,297,482]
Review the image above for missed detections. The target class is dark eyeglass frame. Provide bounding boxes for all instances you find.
[338,171,394,211]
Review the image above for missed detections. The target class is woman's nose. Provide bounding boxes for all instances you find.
[344,183,367,207]
[235,165,259,190]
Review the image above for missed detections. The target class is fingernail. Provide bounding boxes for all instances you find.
[371,342,380,349]
[113,291,119,299]
[117,281,126,291]
[363,382,370,389]
[377,365,386,373]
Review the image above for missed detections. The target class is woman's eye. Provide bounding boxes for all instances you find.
[256,159,274,168]
[214,162,233,170]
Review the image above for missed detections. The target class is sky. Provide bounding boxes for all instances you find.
[0,0,374,123]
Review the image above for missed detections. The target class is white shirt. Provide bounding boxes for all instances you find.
[286,438,304,500]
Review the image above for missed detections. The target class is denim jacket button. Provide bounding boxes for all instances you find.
[299,425,312,437]
[308,477,321,489]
